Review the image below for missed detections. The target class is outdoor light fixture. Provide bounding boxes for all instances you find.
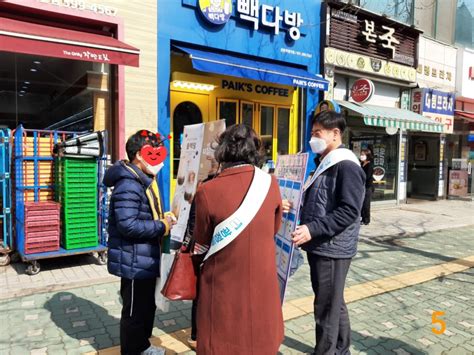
[33,61,41,64]
[24,81,30,84]
[172,80,215,92]
[30,68,37,72]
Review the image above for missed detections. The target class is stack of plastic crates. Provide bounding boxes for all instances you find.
[1,129,12,263]
[56,157,98,249]
[13,126,59,257]
[24,202,60,254]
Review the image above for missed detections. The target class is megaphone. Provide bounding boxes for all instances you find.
[54,130,105,158]
[62,131,104,147]
[62,145,101,157]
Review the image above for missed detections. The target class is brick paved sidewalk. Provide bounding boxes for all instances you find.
[281,269,474,355]
[1,200,472,300]
[1,226,473,355]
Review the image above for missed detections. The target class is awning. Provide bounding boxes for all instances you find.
[455,110,474,121]
[174,45,329,90]
[337,100,444,133]
[0,16,139,67]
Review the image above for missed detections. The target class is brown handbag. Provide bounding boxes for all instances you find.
[161,245,197,301]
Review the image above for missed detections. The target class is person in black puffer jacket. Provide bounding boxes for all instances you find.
[104,130,176,355]
[292,111,365,355]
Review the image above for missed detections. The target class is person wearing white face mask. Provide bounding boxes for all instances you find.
[292,111,365,355]
[104,130,176,355]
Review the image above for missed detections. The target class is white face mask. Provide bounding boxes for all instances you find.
[309,137,328,154]
[360,155,367,162]
[147,162,164,176]
[137,155,164,176]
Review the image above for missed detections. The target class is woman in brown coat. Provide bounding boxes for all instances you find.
[192,124,284,355]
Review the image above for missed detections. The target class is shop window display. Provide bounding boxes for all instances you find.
[351,133,398,201]
[0,52,110,132]
[172,101,203,179]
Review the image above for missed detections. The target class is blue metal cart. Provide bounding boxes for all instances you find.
[13,126,108,275]
[0,129,12,266]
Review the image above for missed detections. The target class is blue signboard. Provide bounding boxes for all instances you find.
[157,0,324,208]
[421,89,455,116]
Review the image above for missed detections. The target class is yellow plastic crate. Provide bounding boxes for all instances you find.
[23,189,55,202]
[21,161,54,186]
[20,137,55,157]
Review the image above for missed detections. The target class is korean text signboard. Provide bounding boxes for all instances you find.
[274,153,308,303]
[198,0,305,41]
[411,89,455,134]
[328,3,419,68]
[170,120,226,243]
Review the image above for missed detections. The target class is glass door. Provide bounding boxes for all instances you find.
[241,101,254,128]
[277,107,290,156]
[218,99,238,127]
[259,104,275,162]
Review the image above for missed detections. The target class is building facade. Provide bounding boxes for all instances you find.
[0,0,157,160]
[157,0,328,208]
[322,1,443,205]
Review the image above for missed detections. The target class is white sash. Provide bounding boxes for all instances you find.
[203,167,272,262]
[303,148,360,192]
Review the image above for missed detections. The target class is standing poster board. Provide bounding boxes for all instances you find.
[448,170,468,197]
[274,153,309,302]
[170,120,225,243]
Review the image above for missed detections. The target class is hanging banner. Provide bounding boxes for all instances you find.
[170,120,225,243]
[274,153,309,302]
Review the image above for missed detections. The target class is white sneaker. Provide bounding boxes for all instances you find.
[141,345,166,355]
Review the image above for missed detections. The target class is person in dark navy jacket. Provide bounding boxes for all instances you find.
[104,130,176,355]
[292,112,365,355]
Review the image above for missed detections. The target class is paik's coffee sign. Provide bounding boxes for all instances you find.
[198,0,304,41]
[222,79,290,97]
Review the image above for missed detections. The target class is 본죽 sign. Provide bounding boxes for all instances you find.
[351,78,374,103]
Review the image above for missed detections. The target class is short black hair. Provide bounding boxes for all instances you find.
[312,111,347,134]
[214,124,264,166]
[126,130,162,162]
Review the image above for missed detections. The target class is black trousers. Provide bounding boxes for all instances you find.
[361,188,373,224]
[190,272,201,341]
[307,253,352,355]
[120,278,157,355]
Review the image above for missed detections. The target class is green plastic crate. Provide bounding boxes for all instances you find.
[62,237,98,249]
[63,212,97,224]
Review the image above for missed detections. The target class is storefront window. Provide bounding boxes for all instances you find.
[0,52,111,131]
[277,107,290,155]
[172,101,202,179]
[218,100,238,127]
[260,105,275,162]
[241,102,254,128]
[340,0,414,25]
[351,132,399,201]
